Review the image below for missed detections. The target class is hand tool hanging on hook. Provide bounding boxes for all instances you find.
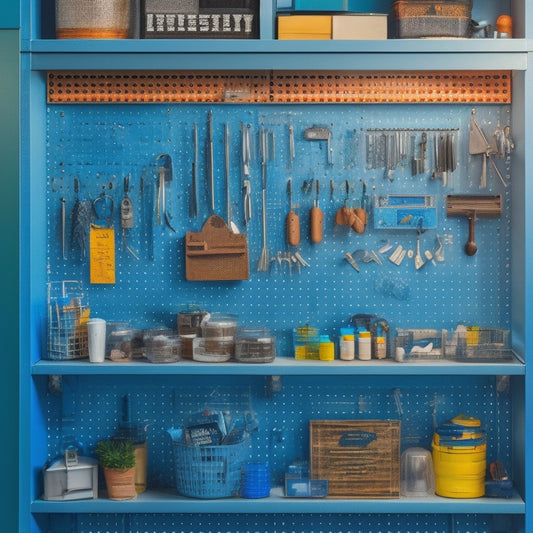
[304,126,333,165]
[93,192,114,229]
[446,194,502,256]
[241,122,252,225]
[156,153,176,232]
[309,179,323,243]
[207,110,215,212]
[70,177,91,260]
[286,177,300,247]
[257,127,270,272]
[224,123,239,233]
[288,124,295,171]
[469,110,506,188]
[61,197,66,260]
[411,132,427,176]
[121,175,139,260]
[140,172,154,261]
[189,123,198,219]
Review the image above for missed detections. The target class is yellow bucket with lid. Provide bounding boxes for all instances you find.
[432,416,486,498]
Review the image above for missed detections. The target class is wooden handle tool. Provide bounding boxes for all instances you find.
[286,178,300,246]
[310,179,323,243]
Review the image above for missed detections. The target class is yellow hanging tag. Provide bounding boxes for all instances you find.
[89,225,116,284]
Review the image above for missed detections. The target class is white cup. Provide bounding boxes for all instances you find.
[87,318,106,363]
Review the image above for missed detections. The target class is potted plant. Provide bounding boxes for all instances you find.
[96,439,137,500]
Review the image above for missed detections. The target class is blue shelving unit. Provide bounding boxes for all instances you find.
[19,1,533,532]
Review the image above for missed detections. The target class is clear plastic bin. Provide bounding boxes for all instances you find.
[143,329,181,363]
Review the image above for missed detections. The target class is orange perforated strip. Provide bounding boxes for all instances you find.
[271,71,511,104]
[47,70,511,104]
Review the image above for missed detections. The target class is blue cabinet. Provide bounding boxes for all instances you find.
[19,1,532,532]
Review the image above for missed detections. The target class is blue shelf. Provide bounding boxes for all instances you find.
[25,38,529,71]
[30,487,525,515]
[32,356,525,376]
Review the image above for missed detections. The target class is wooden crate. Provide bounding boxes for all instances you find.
[310,420,400,498]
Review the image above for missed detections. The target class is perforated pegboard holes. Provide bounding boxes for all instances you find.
[47,71,511,104]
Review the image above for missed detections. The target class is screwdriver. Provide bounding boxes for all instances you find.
[286,178,300,247]
[310,179,323,243]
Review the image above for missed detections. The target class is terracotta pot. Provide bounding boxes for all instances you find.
[103,467,137,500]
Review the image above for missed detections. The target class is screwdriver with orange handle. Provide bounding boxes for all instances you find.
[310,179,323,243]
[286,178,301,247]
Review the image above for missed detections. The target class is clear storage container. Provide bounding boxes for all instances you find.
[144,329,181,363]
[235,328,276,363]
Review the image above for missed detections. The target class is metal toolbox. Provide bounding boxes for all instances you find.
[389,0,473,38]
[141,0,259,39]
[43,455,98,501]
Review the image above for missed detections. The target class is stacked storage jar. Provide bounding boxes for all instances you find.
[432,414,486,498]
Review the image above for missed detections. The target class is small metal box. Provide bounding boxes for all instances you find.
[43,456,98,501]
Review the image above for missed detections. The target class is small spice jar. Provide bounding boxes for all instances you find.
[235,328,276,363]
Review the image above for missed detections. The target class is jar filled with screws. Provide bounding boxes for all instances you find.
[144,329,181,363]
[177,305,207,360]
[235,328,276,363]
[202,313,238,355]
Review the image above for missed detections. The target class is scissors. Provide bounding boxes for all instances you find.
[93,193,114,228]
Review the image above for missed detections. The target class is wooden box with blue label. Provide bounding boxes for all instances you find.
[310,420,400,498]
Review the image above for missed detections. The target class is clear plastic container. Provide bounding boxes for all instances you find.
[177,304,208,336]
[193,337,231,363]
[400,447,435,497]
[202,313,238,357]
[106,323,134,362]
[234,328,276,363]
[143,329,181,363]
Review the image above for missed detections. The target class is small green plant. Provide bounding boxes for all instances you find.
[96,439,135,470]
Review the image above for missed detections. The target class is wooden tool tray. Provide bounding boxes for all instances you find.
[185,215,249,281]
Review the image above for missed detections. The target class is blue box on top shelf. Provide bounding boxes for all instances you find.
[290,0,390,12]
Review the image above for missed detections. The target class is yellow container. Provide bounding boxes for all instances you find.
[432,437,486,498]
[278,15,332,40]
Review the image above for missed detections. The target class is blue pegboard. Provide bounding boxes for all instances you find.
[45,511,525,533]
[42,373,512,492]
[46,103,512,357]
[40,102,518,533]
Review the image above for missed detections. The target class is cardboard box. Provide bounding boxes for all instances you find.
[277,15,332,40]
[332,14,388,40]
[310,420,400,498]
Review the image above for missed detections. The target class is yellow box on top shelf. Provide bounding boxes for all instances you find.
[277,15,332,40]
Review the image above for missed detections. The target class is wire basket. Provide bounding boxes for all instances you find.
[47,281,89,360]
[451,327,512,362]
[171,437,249,498]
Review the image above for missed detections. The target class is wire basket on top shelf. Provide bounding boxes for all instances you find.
[46,280,89,360]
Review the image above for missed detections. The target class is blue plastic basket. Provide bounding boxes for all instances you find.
[172,438,249,499]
